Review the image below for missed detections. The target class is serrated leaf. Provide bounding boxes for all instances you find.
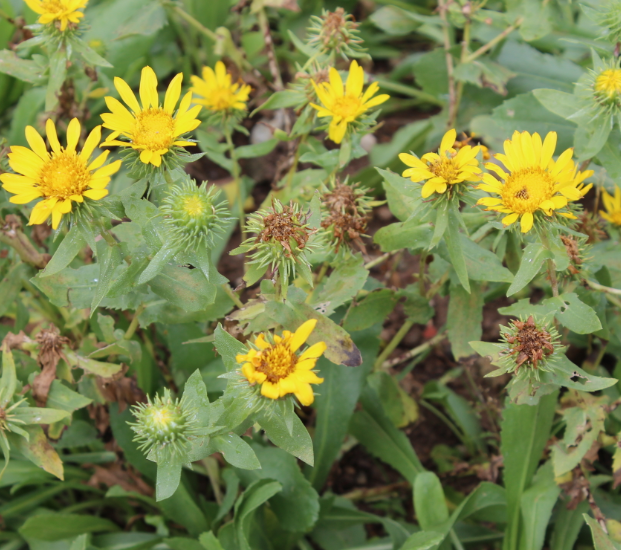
[507,242,552,296]
[40,225,86,278]
[256,408,314,466]
[212,434,260,470]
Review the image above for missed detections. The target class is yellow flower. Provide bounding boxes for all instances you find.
[24,0,87,31]
[310,60,389,144]
[399,129,482,199]
[595,68,621,100]
[600,187,621,226]
[101,66,201,167]
[477,131,593,233]
[190,61,251,113]
[236,319,326,406]
[0,118,121,229]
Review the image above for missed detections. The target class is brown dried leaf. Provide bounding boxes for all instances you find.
[96,364,146,412]
[32,328,70,407]
[1,330,34,350]
[88,463,153,497]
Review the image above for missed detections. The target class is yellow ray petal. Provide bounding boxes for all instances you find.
[290,319,317,352]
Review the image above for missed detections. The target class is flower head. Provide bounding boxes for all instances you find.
[399,129,482,199]
[311,60,389,144]
[160,176,230,248]
[101,66,201,168]
[600,186,621,226]
[0,118,121,229]
[236,319,326,406]
[595,67,621,101]
[190,61,251,113]
[306,8,368,60]
[499,315,562,381]
[24,0,87,31]
[130,389,198,460]
[582,0,621,44]
[476,131,593,233]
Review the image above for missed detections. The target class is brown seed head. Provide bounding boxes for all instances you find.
[258,203,313,257]
[503,315,555,370]
[321,182,370,252]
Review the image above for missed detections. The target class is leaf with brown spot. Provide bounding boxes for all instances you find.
[7,425,63,480]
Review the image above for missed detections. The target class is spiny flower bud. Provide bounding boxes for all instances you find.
[582,0,621,45]
[160,176,231,249]
[130,390,198,461]
[499,315,562,381]
[306,8,369,60]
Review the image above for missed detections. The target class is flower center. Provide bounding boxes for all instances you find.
[208,88,237,111]
[41,0,68,13]
[430,157,459,182]
[332,95,362,120]
[38,152,90,199]
[152,408,173,429]
[500,167,555,214]
[183,195,205,216]
[133,108,175,152]
[595,69,621,96]
[254,343,297,383]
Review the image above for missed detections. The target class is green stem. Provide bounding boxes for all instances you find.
[0,223,50,269]
[418,250,428,295]
[166,4,218,42]
[124,304,146,340]
[314,262,329,285]
[438,0,457,129]
[420,399,470,449]
[373,78,444,106]
[463,18,523,64]
[285,135,307,190]
[539,230,559,297]
[381,331,446,370]
[221,283,244,309]
[364,251,397,270]
[373,319,415,371]
[449,529,465,550]
[223,127,245,241]
[96,219,117,248]
[586,279,621,296]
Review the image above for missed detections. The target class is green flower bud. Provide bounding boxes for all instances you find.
[130,390,198,460]
[160,176,231,249]
[583,0,621,45]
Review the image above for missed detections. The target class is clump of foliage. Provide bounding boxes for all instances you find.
[2,1,621,550]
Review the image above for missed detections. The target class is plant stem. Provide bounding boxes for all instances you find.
[341,481,409,500]
[0,220,50,269]
[364,250,398,270]
[438,0,457,129]
[585,279,621,296]
[223,126,245,241]
[382,331,446,369]
[96,219,118,248]
[373,319,415,371]
[202,457,223,505]
[124,304,146,340]
[166,3,218,42]
[418,250,428,295]
[284,135,307,190]
[463,18,523,64]
[449,529,465,550]
[221,283,244,309]
[420,399,469,449]
[373,78,444,106]
[538,230,559,297]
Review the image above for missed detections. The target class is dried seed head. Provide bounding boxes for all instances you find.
[257,202,313,256]
[499,315,562,379]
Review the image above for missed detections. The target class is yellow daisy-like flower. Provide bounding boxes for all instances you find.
[190,61,251,113]
[310,60,389,144]
[476,131,593,233]
[24,0,87,31]
[595,68,621,100]
[0,118,121,230]
[600,187,621,226]
[399,129,482,199]
[101,66,201,167]
[236,319,326,406]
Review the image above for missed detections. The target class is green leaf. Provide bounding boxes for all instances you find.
[376,167,423,222]
[546,293,602,334]
[550,500,588,550]
[214,324,247,372]
[11,406,69,424]
[447,281,483,359]
[519,463,561,550]
[584,514,617,550]
[429,202,449,249]
[7,425,63,480]
[445,204,469,292]
[349,386,424,482]
[401,531,445,550]
[343,289,397,333]
[501,392,558,550]
[0,262,28,318]
[64,349,122,378]
[41,226,86,278]
[235,139,278,159]
[91,241,124,313]
[251,90,306,115]
[414,472,449,530]
[234,478,282,550]
[212,434,260,470]
[454,235,513,283]
[46,380,92,412]
[149,265,217,312]
[0,50,44,83]
[309,255,368,316]
[236,444,320,532]
[256,408,314,466]
[369,6,420,35]
[0,344,17,408]
[307,324,379,489]
[400,285,434,325]
[19,513,119,541]
[374,220,433,252]
[507,242,552,296]
[115,1,167,38]
[532,89,585,121]
[138,243,178,285]
[45,49,67,111]
[199,532,225,550]
[156,461,183,502]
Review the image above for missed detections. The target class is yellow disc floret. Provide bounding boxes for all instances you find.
[101,66,202,167]
[310,60,389,144]
[0,118,121,229]
[236,319,327,406]
[399,129,482,198]
[190,61,251,113]
[601,186,621,226]
[24,0,87,31]
[476,131,593,233]
[595,68,621,100]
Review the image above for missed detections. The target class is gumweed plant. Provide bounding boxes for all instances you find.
[2,2,621,550]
